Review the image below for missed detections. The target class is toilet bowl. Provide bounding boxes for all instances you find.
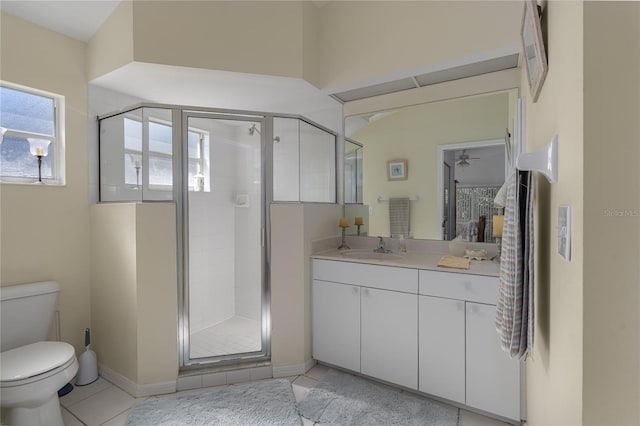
[0,282,79,426]
[1,342,79,425]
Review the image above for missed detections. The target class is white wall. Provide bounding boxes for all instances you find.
[233,130,262,321]
[520,2,584,424]
[273,118,300,201]
[189,119,263,331]
[583,2,640,424]
[318,1,522,91]
[270,202,342,371]
[188,122,238,332]
[90,203,178,386]
[87,1,133,81]
[0,12,90,354]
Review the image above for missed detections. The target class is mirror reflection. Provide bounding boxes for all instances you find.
[345,89,516,241]
[344,138,363,204]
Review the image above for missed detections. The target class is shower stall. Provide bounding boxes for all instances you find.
[98,104,336,370]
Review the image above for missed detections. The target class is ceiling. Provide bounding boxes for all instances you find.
[0,0,328,43]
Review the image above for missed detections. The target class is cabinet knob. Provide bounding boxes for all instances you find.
[362,288,369,297]
[352,287,359,295]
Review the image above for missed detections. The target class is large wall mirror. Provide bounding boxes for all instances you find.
[344,88,517,241]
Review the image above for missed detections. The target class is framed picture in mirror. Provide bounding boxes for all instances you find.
[521,0,547,102]
[387,159,408,181]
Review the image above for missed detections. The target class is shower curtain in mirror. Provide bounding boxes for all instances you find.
[495,170,534,360]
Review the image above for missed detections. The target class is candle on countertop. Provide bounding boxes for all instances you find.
[134,160,141,168]
[354,216,364,226]
[492,215,504,237]
[35,147,44,156]
[339,217,349,228]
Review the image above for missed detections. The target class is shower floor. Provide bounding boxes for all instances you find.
[189,316,262,359]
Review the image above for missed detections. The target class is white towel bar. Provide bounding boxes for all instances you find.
[516,134,558,183]
[377,195,419,203]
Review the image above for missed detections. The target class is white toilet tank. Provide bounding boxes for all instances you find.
[0,281,60,352]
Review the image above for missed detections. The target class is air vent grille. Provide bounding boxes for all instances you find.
[330,53,519,103]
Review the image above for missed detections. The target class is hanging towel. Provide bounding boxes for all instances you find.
[495,171,535,360]
[389,197,410,238]
[494,181,508,208]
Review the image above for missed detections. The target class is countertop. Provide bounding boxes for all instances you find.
[312,249,500,277]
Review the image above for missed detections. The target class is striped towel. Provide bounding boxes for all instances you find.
[389,197,410,238]
[495,171,535,360]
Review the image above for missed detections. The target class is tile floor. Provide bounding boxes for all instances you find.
[189,316,261,359]
[60,364,513,426]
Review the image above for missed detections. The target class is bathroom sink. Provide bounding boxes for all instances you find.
[340,250,405,260]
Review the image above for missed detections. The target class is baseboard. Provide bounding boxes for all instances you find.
[98,363,177,398]
[272,359,317,378]
[304,358,317,373]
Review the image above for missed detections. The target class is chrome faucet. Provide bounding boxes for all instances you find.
[374,236,391,253]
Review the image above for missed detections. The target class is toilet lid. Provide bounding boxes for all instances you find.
[1,341,75,382]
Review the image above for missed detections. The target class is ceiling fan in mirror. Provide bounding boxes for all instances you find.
[456,149,480,167]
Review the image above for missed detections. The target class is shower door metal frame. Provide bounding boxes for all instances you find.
[177,110,273,370]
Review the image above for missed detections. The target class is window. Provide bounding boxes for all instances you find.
[123,117,209,191]
[0,82,64,184]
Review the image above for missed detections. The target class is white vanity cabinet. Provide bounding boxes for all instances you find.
[311,257,521,422]
[466,302,521,420]
[418,295,465,404]
[311,280,360,372]
[361,287,417,389]
[419,269,521,421]
[311,259,419,389]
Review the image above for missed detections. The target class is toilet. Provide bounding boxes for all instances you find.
[0,281,79,426]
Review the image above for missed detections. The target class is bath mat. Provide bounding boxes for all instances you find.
[125,378,300,426]
[297,369,458,426]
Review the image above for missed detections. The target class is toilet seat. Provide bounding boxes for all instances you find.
[1,341,76,386]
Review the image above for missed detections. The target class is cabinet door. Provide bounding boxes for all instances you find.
[466,302,521,420]
[312,280,360,372]
[419,296,465,404]
[361,287,418,389]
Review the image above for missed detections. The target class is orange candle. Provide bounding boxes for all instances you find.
[492,215,504,237]
[354,216,364,226]
[339,217,349,228]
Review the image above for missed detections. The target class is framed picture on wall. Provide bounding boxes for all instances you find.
[387,159,408,181]
[521,0,548,102]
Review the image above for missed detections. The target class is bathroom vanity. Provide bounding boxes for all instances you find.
[311,251,521,422]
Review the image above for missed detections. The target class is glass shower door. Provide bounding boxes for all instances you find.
[182,113,267,364]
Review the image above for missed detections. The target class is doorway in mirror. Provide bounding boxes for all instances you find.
[439,141,506,242]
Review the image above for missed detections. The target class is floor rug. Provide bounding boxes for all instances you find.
[297,369,458,426]
[125,379,300,426]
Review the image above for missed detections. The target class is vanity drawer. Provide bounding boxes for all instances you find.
[313,259,418,294]
[419,270,499,304]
